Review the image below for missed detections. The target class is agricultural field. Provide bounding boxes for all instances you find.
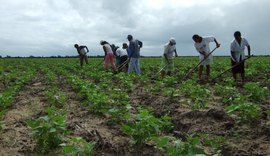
[0,56,269,156]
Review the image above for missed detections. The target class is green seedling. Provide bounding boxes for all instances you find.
[60,137,95,156]
[27,107,67,153]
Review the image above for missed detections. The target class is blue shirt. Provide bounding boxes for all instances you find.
[128,39,140,58]
[126,48,131,56]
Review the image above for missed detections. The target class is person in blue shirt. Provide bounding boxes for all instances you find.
[127,34,142,75]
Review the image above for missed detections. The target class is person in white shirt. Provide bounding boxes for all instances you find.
[116,43,129,72]
[161,38,178,77]
[192,34,220,80]
[74,44,89,67]
[230,31,251,82]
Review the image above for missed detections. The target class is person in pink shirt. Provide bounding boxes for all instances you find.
[100,40,116,72]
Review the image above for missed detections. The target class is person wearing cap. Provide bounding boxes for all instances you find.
[100,40,116,72]
[230,31,251,82]
[161,38,178,77]
[127,35,142,75]
[116,43,129,72]
[192,34,220,80]
[74,44,89,67]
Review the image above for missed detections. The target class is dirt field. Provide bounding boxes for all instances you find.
[0,57,269,155]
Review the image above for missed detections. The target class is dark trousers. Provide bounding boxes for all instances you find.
[118,55,128,71]
[231,56,245,74]
[79,54,88,67]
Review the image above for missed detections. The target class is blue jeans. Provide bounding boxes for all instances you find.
[128,58,141,75]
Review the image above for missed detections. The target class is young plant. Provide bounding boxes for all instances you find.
[60,137,95,156]
[122,108,172,145]
[214,84,237,104]
[180,80,211,110]
[226,96,259,124]
[162,76,178,87]
[45,88,67,108]
[243,82,269,102]
[108,89,132,123]
[153,134,206,156]
[27,107,67,153]
[199,133,225,154]
[0,91,13,110]
[162,88,181,100]
[265,108,270,121]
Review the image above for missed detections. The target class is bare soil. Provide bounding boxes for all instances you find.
[0,72,269,156]
[128,82,270,156]
[0,72,46,155]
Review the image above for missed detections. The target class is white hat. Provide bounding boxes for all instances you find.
[169,38,176,45]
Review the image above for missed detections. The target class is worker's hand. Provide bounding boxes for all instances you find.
[216,43,221,48]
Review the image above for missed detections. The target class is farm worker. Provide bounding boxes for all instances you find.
[127,34,143,75]
[230,31,251,82]
[100,40,117,72]
[74,44,89,67]
[161,37,178,77]
[111,44,120,67]
[116,43,129,72]
[192,34,220,80]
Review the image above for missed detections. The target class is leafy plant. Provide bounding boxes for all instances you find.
[265,109,270,120]
[115,73,133,92]
[163,76,178,87]
[199,133,224,153]
[153,134,206,156]
[181,80,210,110]
[45,88,67,108]
[243,82,269,102]
[162,88,181,100]
[122,108,172,145]
[27,107,67,153]
[108,89,132,123]
[60,137,95,156]
[226,96,259,124]
[0,92,14,110]
[214,84,237,104]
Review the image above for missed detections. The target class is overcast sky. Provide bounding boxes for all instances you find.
[0,0,269,57]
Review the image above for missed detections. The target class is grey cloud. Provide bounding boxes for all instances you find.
[0,0,269,57]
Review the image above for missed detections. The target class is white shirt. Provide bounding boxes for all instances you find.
[116,48,127,57]
[79,48,86,55]
[164,43,176,59]
[194,36,215,65]
[230,38,249,62]
[103,44,113,54]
